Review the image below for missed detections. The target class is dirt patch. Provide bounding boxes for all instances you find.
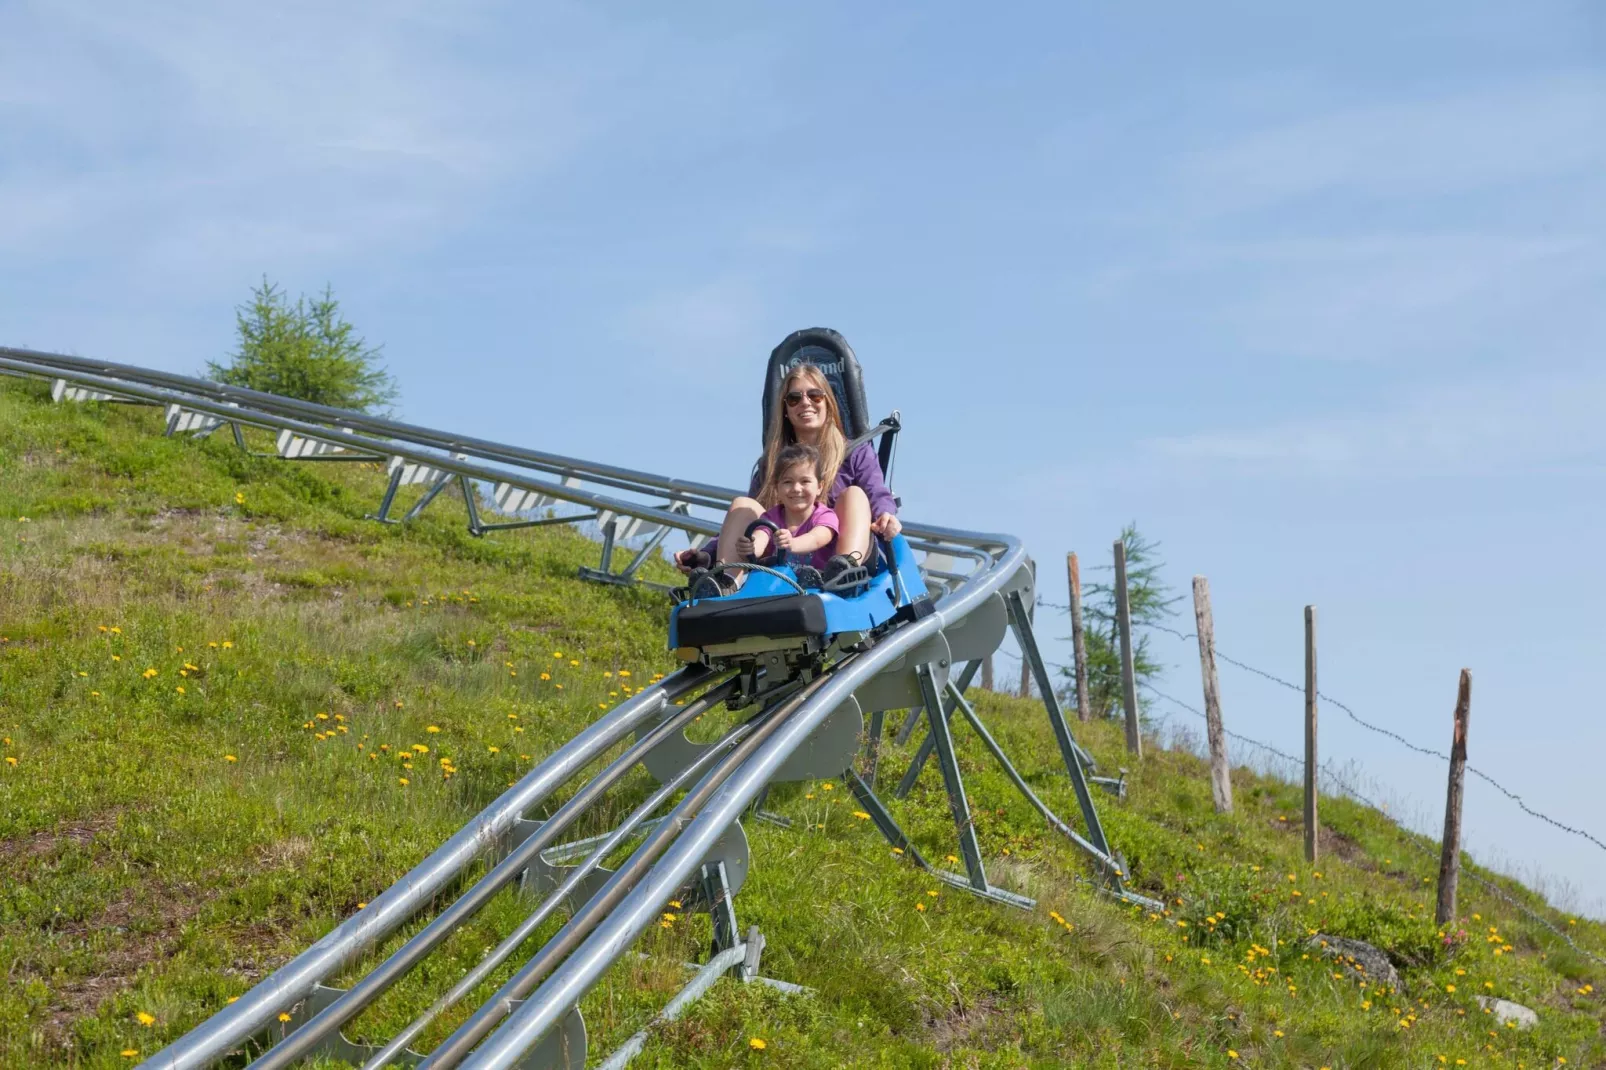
[33,878,218,1049]
[922,993,1009,1052]
[0,807,125,876]
[1271,816,1388,875]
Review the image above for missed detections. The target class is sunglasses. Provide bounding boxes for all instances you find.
[784,388,828,408]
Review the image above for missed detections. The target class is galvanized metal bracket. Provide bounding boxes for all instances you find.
[511,818,751,917]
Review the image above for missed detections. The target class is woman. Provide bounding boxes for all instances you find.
[678,362,900,586]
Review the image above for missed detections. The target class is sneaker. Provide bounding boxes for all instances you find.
[691,570,739,600]
[820,552,869,591]
[792,564,824,589]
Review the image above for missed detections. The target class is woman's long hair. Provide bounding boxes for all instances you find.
[756,363,845,508]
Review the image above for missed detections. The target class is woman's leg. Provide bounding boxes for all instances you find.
[833,486,871,562]
[714,497,764,565]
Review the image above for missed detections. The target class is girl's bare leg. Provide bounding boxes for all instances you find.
[714,497,764,565]
[834,486,871,562]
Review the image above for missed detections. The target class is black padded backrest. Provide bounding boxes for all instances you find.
[761,328,870,443]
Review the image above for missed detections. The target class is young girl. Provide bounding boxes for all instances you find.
[676,361,899,586]
[737,443,839,570]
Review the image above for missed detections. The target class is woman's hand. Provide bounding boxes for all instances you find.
[736,535,756,559]
[870,513,902,538]
[674,549,697,575]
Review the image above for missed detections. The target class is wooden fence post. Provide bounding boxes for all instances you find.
[1193,576,1232,813]
[1020,651,1032,698]
[1068,552,1092,723]
[1114,539,1142,757]
[981,655,994,692]
[1303,605,1318,864]
[1435,669,1473,926]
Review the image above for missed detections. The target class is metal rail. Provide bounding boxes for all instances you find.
[3,349,1142,1070]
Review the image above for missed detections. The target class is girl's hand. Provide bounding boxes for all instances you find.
[736,535,755,559]
[870,513,902,538]
[774,528,793,551]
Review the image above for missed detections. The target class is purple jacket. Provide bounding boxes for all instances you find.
[746,442,897,518]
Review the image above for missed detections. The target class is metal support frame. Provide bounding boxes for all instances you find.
[863,707,886,785]
[698,861,742,975]
[894,660,982,798]
[917,663,988,891]
[893,703,924,747]
[844,768,1034,910]
[578,501,691,587]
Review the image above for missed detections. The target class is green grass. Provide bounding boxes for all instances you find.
[0,377,1601,1069]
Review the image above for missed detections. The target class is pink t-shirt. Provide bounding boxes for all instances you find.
[759,502,840,570]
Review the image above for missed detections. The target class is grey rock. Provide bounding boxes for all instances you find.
[1474,995,1538,1030]
[1307,934,1403,991]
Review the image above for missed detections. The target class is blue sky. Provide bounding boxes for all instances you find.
[4,2,1603,914]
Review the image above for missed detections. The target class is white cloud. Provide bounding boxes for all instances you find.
[1147,369,1606,478]
[0,0,597,283]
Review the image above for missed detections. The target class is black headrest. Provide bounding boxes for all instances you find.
[761,328,871,443]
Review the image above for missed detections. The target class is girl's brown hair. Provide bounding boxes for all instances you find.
[755,363,845,507]
[758,443,824,510]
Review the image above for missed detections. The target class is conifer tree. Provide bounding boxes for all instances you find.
[207,278,397,413]
[1062,524,1179,718]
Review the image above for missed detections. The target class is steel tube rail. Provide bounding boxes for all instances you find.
[418,675,839,1070]
[4,350,991,556]
[457,539,1027,1070]
[0,356,723,541]
[360,712,760,1070]
[1,346,745,510]
[246,680,735,1070]
[136,667,711,1070]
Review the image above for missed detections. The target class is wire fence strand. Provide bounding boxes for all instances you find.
[1138,682,1606,967]
[1030,602,1606,857]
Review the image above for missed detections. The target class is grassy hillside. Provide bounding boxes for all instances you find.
[0,376,1601,1069]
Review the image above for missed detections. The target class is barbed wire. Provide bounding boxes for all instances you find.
[1030,602,1606,856]
[1140,685,1606,967]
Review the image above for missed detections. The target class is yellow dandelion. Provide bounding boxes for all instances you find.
[426,725,440,733]
[539,672,551,681]
[1227,1051,1239,1060]
[749,1037,767,1050]
[852,810,870,820]
[619,670,632,677]
[569,659,579,666]
[398,777,410,786]
[278,1013,292,1023]
[175,686,185,694]
[121,1050,138,1059]
[221,640,233,648]
[224,754,237,763]
[5,757,17,766]
[136,1011,156,1026]
[915,902,926,912]
[488,746,500,754]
